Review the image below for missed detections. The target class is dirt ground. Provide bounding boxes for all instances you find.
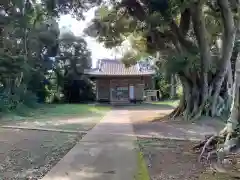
[0,104,107,179]
[0,128,84,180]
[137,137,239,180]
[128,103,233,180]
[129,104,223,141]
[137,138,207,180]
[0,103,229,180]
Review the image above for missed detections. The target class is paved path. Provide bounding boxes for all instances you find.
[42,110,137,180]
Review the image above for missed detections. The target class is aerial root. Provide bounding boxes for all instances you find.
[193,128,240,178]
[193,134,223,161]
[198,135,217,162]
[169,107,179,118]
[169,105,185,119]
[192,134,217,152]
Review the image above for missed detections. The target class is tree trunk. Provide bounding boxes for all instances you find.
[209,0,237,117]
[194,0,240,167]
[225,59,240,134]
[169,0,239,121]
[225,59,234,112]
[170,72,227,120]
[170,75,177,99]
[191,1,211,108]
[192,54,240,177]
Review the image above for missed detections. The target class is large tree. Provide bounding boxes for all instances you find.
[0,0,61,110]
[0,0,98,110]
[53,30,94,103]
[84,0,240,174]
[85,0,240,120]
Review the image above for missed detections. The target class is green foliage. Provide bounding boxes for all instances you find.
[0,84,39,115]
[42,0,101,19]
[154,72,171,99]
[162,52,201,75]
[176,83,183,97]
[10,104,110,120]
[153,100,180,107]
[158,80,170,98]
[84,0,233,86]
[0,0,100,116]
[55,30,94,103]
[0,0,94,115]
[84,6,138,48]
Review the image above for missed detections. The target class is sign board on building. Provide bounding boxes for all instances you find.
[145,90,157,96]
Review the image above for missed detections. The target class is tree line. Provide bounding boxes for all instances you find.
[0,0,96,114]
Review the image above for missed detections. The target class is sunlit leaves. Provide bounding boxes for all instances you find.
[84,0,184,55]
[84,3,140,48]
[121,51,139,67]
[57,30,92,76]
[128,34,147,53]
[95,6,110,19]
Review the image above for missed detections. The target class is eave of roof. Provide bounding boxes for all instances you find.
[84,59,155,76]
[84,71,155,76]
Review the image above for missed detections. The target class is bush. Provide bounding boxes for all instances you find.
[154,73,171,99]
[176,84,183,98]
[0,84,40,116]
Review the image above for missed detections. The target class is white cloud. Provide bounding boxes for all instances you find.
[58,8,121,68]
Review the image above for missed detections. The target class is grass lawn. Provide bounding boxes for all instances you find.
[1,104,111,131]
[3,104,110,120]
[151,99,179,108]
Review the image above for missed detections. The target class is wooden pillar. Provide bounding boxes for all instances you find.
[96,79,99,101]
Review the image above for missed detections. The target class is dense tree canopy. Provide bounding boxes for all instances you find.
[0,0,94,111]
[0,0,60,110]
[55,30,94,103]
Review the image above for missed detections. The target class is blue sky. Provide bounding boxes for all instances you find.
[59,8,122,67]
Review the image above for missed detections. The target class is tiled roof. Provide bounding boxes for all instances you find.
[84,59,155,76]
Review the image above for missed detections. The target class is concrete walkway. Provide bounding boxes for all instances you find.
[42,110,137,180]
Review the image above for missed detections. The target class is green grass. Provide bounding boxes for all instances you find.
[152,99,179,107]
[27,104,109,118]
[2,104,110,124]
[134,151,150,180]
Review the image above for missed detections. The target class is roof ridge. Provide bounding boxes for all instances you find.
[85,58,155,76]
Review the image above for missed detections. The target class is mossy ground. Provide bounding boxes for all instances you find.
[134,151,150,180]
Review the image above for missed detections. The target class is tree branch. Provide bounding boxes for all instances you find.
[206,0,220,12]
[191,2,212,67]
[212,0,237,85]
[121,0,197,53]
[169,20,198,53]
[191,1,212,103]
[179,8,191,36]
